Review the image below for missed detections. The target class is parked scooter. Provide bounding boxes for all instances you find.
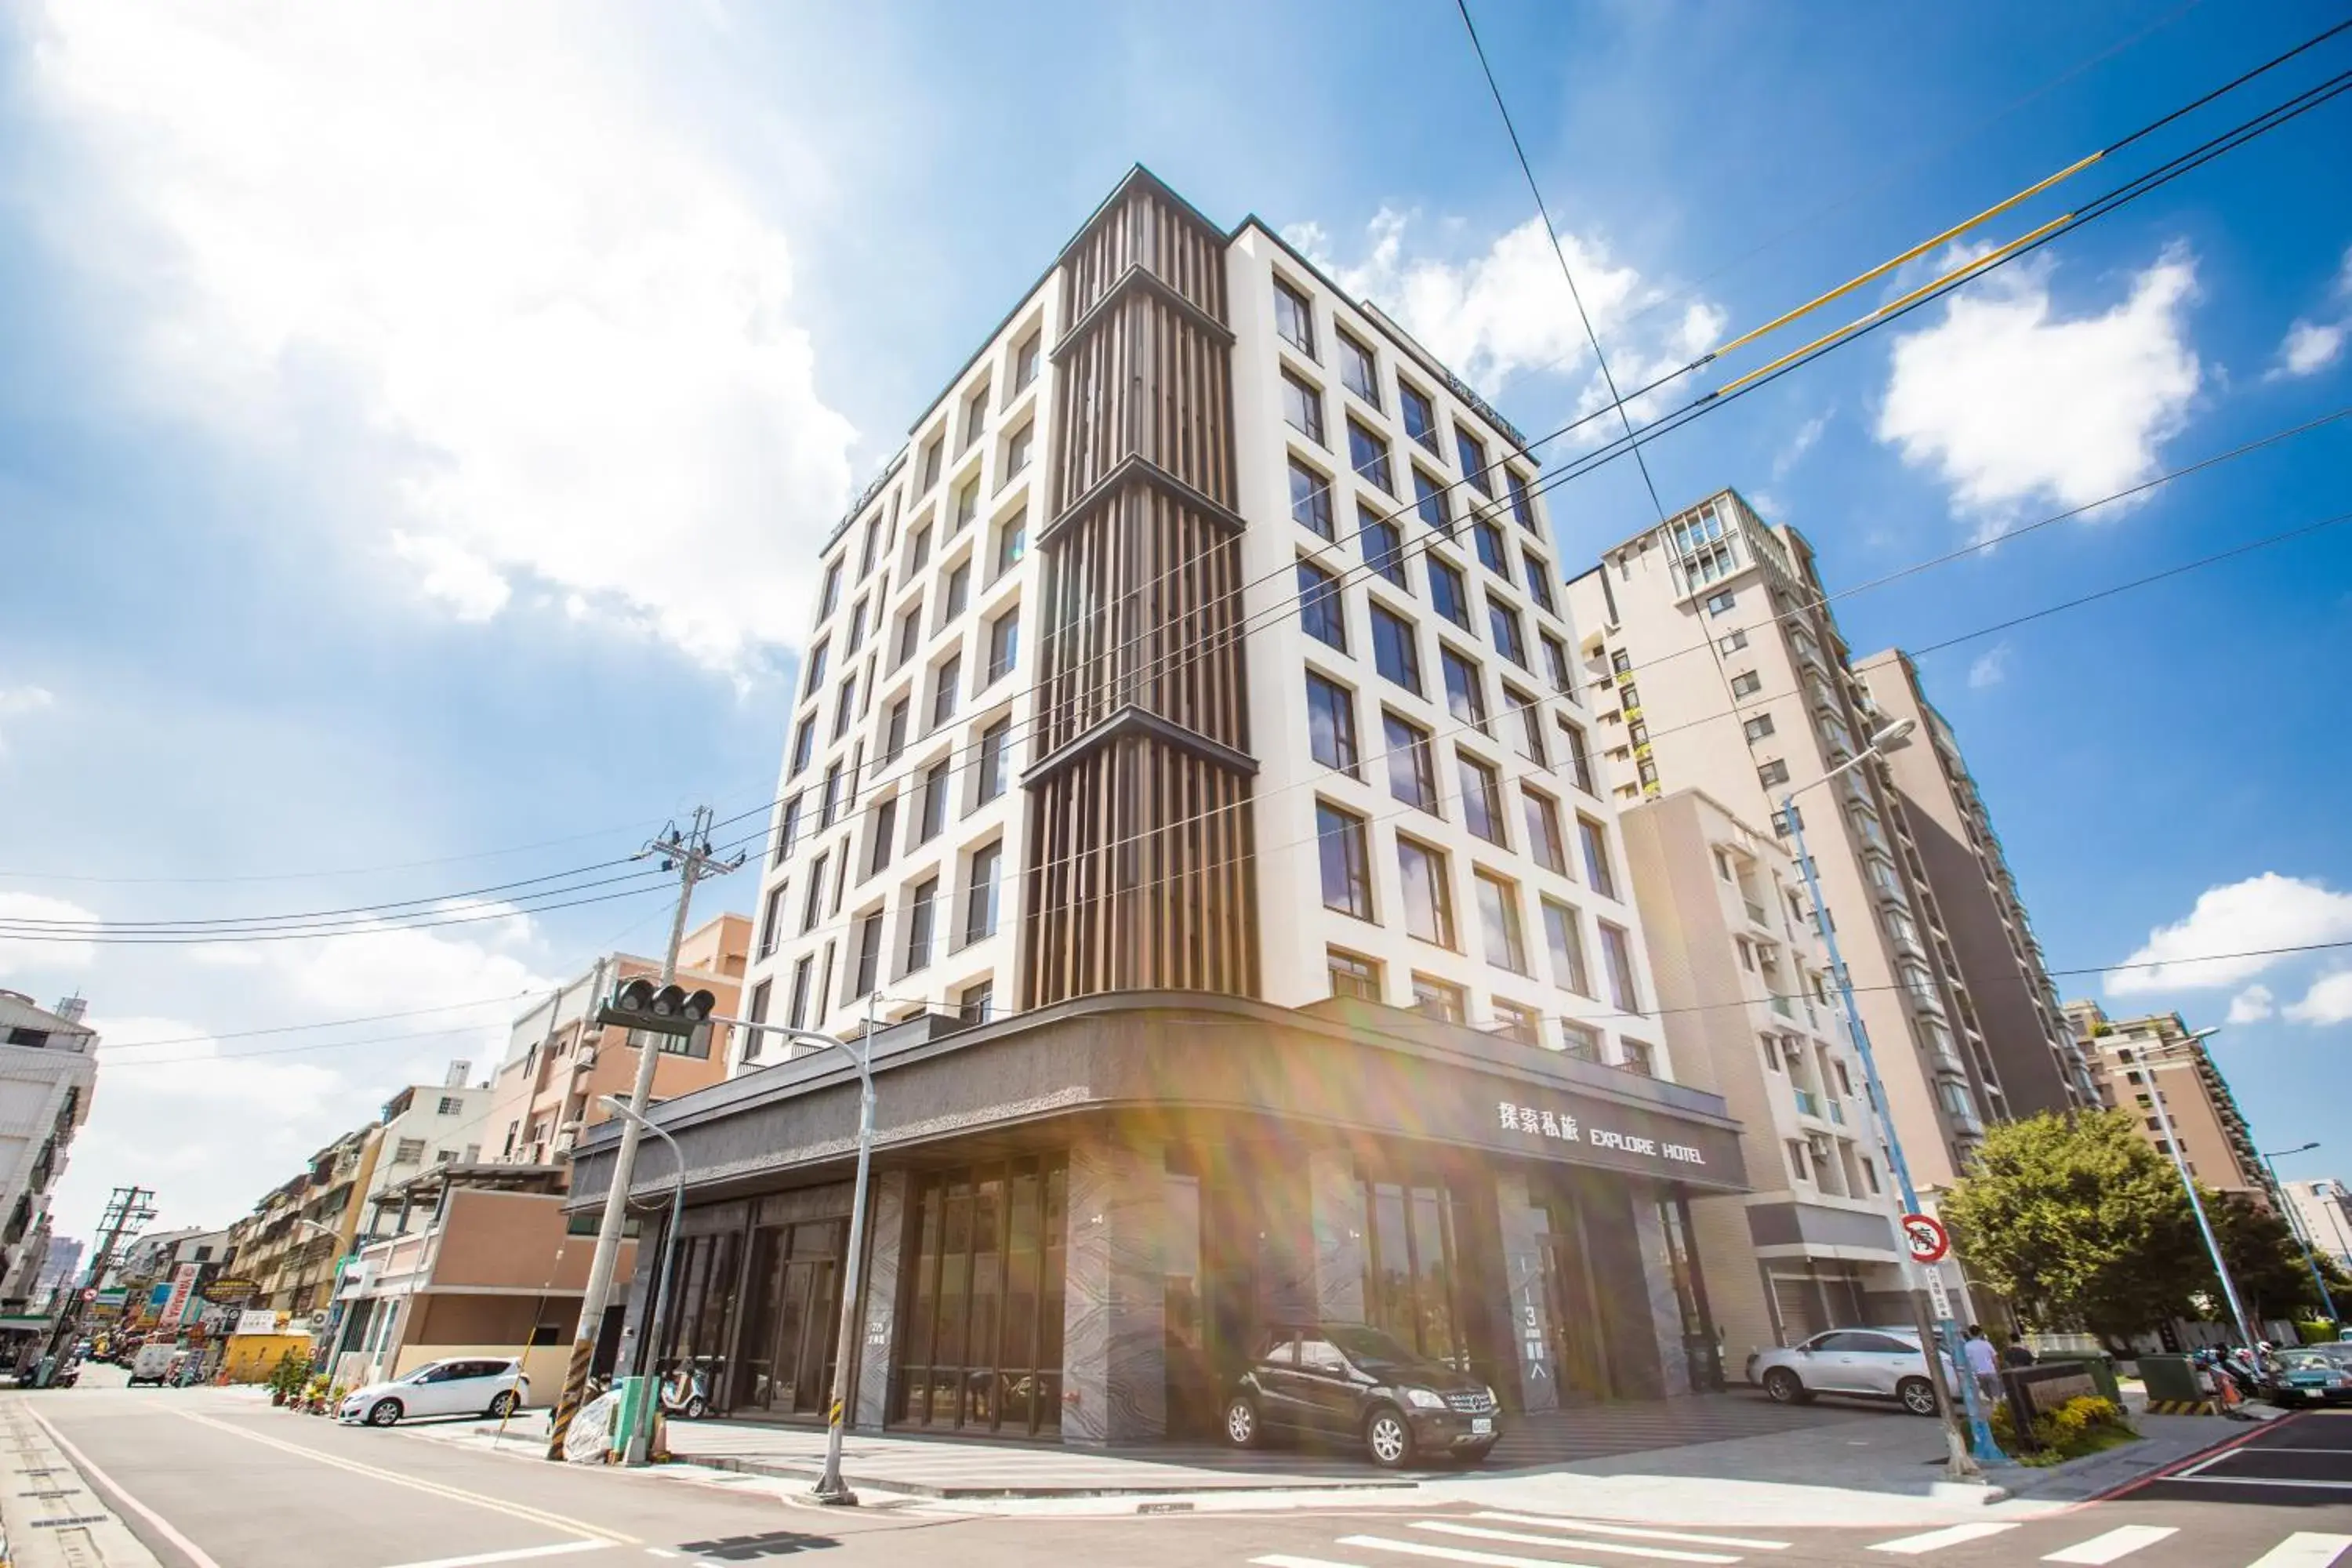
[660,1358,713,1420]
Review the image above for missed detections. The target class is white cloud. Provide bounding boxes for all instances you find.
[2225,984,2275,1024]
[0,891,100,975]
[0,684,56,751]
[24,2,858,670]
[1877,247,2201,528]
[1287,209,1723,437]
[2267,245,2352,382]
[1966,644,2012,689]
[2108,873,2352,994]
[1771,412,1830,480]
[2285,971,2352,1027]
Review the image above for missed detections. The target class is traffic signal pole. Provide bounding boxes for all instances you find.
[546,807,741,1460]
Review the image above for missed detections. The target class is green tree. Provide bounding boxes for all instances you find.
[2212,1190,2344,1323]
[1941,1110,2207,1348]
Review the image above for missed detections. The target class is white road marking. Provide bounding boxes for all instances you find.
[1252,1557,1376,1568]
[2166,1475,2352,1492]
[23,1405,226,1568]
[2245,1534,2352,1568]
[1414,1520,1738,1563]
[1338,1534,1607,1568]
[1471,1514,1790,1549]
[2042,1526,2178,1563]
[1867,1522,2019,1555]
[383,1544,613,1568]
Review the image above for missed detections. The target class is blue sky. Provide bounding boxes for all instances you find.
[1,0,2347,1240]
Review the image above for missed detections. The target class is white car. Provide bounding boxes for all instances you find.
[339,1357,527,1426]
[1746,1327,1960,1417]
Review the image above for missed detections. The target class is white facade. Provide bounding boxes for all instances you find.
[0,991,97,1308]
[2285,1178,2352,1274]
[365,1075,495,1207]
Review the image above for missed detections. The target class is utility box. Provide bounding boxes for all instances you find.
[608,1376,652,1459]
[2138,1353,2203,1403]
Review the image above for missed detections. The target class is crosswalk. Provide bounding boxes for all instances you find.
[1247,1512,2352,1568]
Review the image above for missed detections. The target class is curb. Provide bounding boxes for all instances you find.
[0,1395,166,1567]
[691,1450,1417,1501]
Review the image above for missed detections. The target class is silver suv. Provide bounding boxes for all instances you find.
[1746,1327,1957,1417]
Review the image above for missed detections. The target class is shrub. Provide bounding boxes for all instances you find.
[1994,1394,2132,1466]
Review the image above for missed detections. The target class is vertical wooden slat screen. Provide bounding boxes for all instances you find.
[1022,175,1258,1009]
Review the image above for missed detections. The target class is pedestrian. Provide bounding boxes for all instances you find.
[1963,1323,2001,1405]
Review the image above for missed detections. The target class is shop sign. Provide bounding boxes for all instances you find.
[157,1263,202,1331]
[233,1308,281,1337]
[201,1277,258,1305]
[1495,1099,1711,1167]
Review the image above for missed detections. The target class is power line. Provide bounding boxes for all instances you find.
[0,882,671,946]
[0,858,665,934]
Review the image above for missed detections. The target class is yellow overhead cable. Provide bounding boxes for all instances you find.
[1704,150,2104,362]
[1711,212,2074,399]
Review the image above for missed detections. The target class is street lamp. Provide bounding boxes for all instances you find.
[597,1094,686,1468]
[2134,1028,2258,1350]
[1780,717,1993,1477]
[2259,1142,2339,1325]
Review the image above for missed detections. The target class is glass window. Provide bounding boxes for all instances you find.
[880,698,909,766]
[904,877,938,975]
[1560,1020,1601,1061]
[1316,803,1374,920]
[775,794,802,866]
[977,720,1012,804]
[1620,1039,1656,1076]
[1543,900,1591,996]
[1744,714,1776,742]
[1338,328,1378,405]
[1543,633,1573,695]
[1363,511,1408,588]
[919,436,943,492]
[1459,753,1504,845]
[832,671,859,740]
[1730,670,1763,699]
[851,909,883,999]
[1360,1179,1466,1367]
[1004,421,1033,479]
[1706,589,1737,616]
[846,597,869,652]
[953,479,978,532]
[1476,871,1528,974]
[1305,672,1359,778]
[964,842,1002,944]
[909,522,934,573]
[943,561,972,622]
[1383,712,1439,815]
[1348,419,1393,494]
[819,762,843,827]
[1488,600,1527,667]
[1289,459,1334,539]
[1579,816,1618,898]
[1282,368,1325,445]
[1524,788,1566,873]
[1399,381,1439,452]
[1508,470,1537,532]
[789,716,817,777]
[1428,558,1471,630]
[1397,837,1455,947]
[985,608,1019,684]
[894,604,923,670]
[1599,921,1640,1013]
[804,639,831,698]
[759,883,786,959]
[866,797,898,877]
[931,652,962,728]
[1411,976,1466,1024]
[994,513,1025,577]
[1507,686,1545,765]
[919,760,950,843]
[1523,552,1556,613]
[1327,948,1382,1001]
[1456,429,1490,495]
[1474,517,1508,575]
[1491,1000,1541,1047]
[818,559,843,619]
[1014,331,1041,393]
[1719,628,1748,654]
[1274,278,1316,358]
[1758,759,1791,789]
[893,1157,1067,1436]
[1413,467,1451,534]
[1440,647,1487,734]
[959,980,994,1025]
[1370,604,1420,693]
[962,380,989,452]
[1298,560,1347,650]
[800,853,828,934]
[1553,722,1593,794]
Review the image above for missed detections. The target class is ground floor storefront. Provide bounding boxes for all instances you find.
[573,993,1752,1446]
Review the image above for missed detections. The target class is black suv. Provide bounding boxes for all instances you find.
[1222,1323,1501,1468]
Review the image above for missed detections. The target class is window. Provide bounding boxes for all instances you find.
[1399,380,1439,452]
[1559,1020,1601,1062]
[819,761,843,827]
[775,795,802,866]
[801,854,828,933]
[1559,721,1594,795]
[952,478,978,533]
[1742,714,1776,744]
[931,652,963,728]
[1459,753,1505,844]
[904,877,938,975]
[1523,789,1566,873]
[1298,560,1347,650]
[1305,673,1359,778]
[1289,458,1334,539]
[1441,647,1488,734]
[846,597,869,652]
[1370,604,1420,692]
[1523,553,1556,613]
[1328,947,1382,1002]
[1410,466,1452,535]
[1397,837,1455,948]
[1338,328,1378,405]
[1427,557,1470,630]
[832,671,858,740]
[1705,589,1737,616]
[1787,1141,1809,1183]
[1578,816,1618,898]
[994,512,1025,577]
[1543,900,1590,995]
[1730,670,1763,699]
[1347,419,1393,493]
[880,697,909,767]
[894,605,923,670]
[1013,330,1041,394]
[919,434,944,492]
[1491,999,1541,1046]
[1758,759,1791,789]
[977,720,1012,804]
[1281,368,1324,445]
[1504,686,1544,765]
[394,1137,427,1164]
[964,842,1003,944]
[818,558,843,619]
[1316,803,1374,920]
[1274,277,1316,357]
[1507,470,1537,531]
[918,759,951,843]
[867,797,898,877]
[985,608,1020,684]
[1383,712,1439,814]
[1474,517,1508,574]
[1488,600,1527,667]
[908,521,935,574]
[1412,974,1467,1023]
[804,639,831,698]
[1456,429,1490,495]
[957,979,994,1025]
[789,715,817,776]
[1719,628,1748,653]
[851,909,883,1000]
[758,884,786,959]
[1619,1039,1656,1076]
[787,955,814,1029]
[943,561,972,622]
[1599,922,1640,1013]
[962,379,990,451]
[1759,1034,1780,1072]
[1363,511,1408,587]
[1477,872,1528,974]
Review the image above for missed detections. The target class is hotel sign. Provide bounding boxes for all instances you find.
[1497,1100,1712,1168]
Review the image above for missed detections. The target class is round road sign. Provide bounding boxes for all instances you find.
[1901,1213,1951,1265]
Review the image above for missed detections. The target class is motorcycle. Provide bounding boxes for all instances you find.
[660,1358,713,1420]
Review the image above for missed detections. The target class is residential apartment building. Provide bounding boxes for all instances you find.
[485,913,749,1167]
[1855,651,2096,1115]
[2284,1178,2352,1273]
[227,1124,383,1316]
[368,1065,494,1201]
[575,169,1747,1450]
[1565,492,2014,1196]
[0,992,97,1313]
[2067,1000,2269,1199]
[1617,789,1907,1356]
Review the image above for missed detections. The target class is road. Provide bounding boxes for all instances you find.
[17,1375,2352,1568]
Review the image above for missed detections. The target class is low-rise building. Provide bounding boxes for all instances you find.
[2067,1000,2269,1199]
[226,1125,383,1317]
[368,1067,495,1201]
[0,992,98,1312]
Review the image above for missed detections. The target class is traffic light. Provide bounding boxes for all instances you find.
[594,978,718,1037]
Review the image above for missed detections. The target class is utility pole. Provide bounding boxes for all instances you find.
[546,807,743,1459]
[46,1185,156,1381]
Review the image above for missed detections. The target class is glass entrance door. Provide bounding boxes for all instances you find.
[1538,1214,1616,1402]
[731,1220,843,1418]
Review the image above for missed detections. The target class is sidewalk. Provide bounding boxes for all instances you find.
[0,1393,164,1566]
